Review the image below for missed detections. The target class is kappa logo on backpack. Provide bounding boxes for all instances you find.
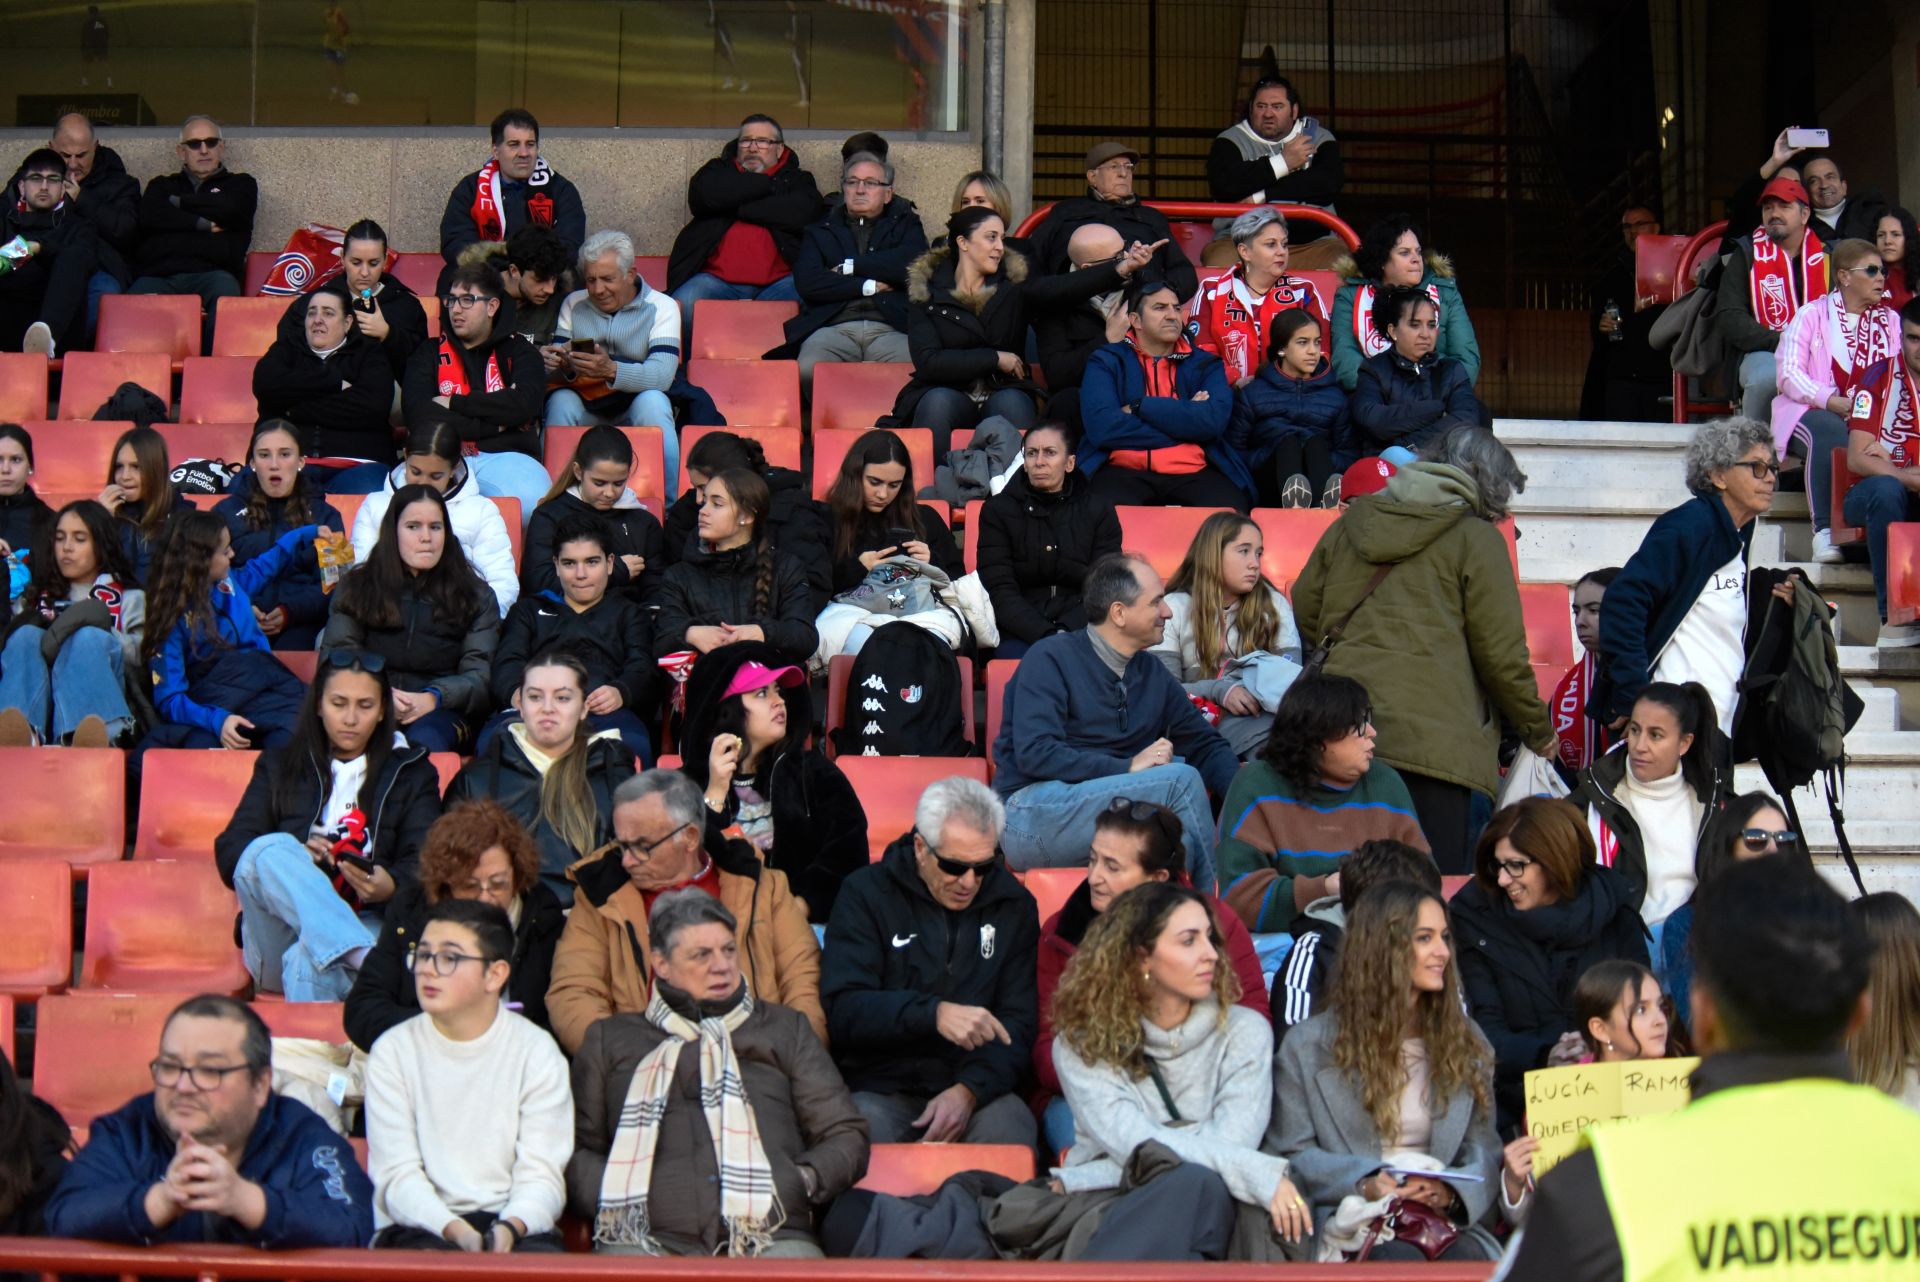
[832,624,971,758]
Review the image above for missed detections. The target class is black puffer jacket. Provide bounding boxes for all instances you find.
[342,879,566,1052]
[522,489,665,605]
[41,144,140,284]
[318,576,500,720]
[352,276,431,381]
[1451,871,1651,1129]
[666,143,824,292]
[251,296,396,461]
[654,539,818,663]
[0,487,54,559]
[974,469,1122,644]
[1349,348,1488,455]
[828,503,963,594]
[661,465,832,613]
[1028,191,1199,302]
[491,588,655,713]
[211,472,345,650]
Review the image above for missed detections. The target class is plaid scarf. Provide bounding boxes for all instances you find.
[594,984,782,1255]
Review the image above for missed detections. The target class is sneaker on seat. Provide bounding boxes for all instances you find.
[1811,528,1845,564]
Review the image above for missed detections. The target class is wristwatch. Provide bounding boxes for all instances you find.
[861,279,879,297]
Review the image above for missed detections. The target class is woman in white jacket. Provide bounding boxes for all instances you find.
[1153,510,1302,758]
[351,422,519,614]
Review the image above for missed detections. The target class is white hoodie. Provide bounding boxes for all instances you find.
[350,461,519,613]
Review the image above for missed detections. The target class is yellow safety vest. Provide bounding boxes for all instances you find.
[1589,1077,1920,1281]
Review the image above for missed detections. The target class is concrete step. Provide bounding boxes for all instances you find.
[1840,646,1920,730]
[1733,733,1920,829]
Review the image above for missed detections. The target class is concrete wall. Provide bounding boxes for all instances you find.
[0,129,984,258]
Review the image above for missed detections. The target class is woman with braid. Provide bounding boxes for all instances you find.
[652,468,817,669]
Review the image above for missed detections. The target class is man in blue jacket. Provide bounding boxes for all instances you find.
[45,994,373,1249]
[1079,278,1252,509]
[992,553,1239,891]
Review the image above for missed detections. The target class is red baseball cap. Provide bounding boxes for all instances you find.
[1759,177,1810,208]
[1342,457,1397,499]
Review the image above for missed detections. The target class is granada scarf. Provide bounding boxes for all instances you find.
[1747,225,1827,332]
[1351,281,1441,359]
[469,157,558,241]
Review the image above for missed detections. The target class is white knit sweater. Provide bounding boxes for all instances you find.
[1620,762,1703,928]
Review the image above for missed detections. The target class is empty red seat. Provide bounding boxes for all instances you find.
[1634,233,1691,309]
[1116,504,1234,581]
[209,296,292,357]
[0,861,74,999]
[78,861,251,995]
[390,253,444,297]
[161,419,252,468]
[35,992,184,1131]
[690,299,799,361]
[95,294,200,364]
[28,421,130,490]
[858,1143,1035,1194]
[825,654,974,761]
[278,650,319,683]
[811,362,913,430]
[541,425,666,515]
[687,358,801,429]
[1023,867,1085,925]
[984,657,1017,774]
[677,426,803,493]
[0,746,125,879]
[56,352,171,419]
[812,426,935,500]
[836,757,992,862]
[134,748,260,862]
[244,251,277,296]
[1519,582,1575,672]
[635,256,669,292]
[0,352,50,420]
[179,356,260,424]
[491,496,524,569]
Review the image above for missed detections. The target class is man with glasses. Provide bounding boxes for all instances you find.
[438,109,586,298]
[364,899,571,1253]
[1030,141,1197,304]
[822,775,1040,1148]
[129,115,257,331]
[13,113,141,341]
[45,994,373,1248]
[546,769,821,1056]
[666,114,823,342]
[0,147,99,359]
[780,151,926,395]
[1580,204,1670,422]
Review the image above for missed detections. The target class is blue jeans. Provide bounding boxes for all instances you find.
[1799,408,1849,533]
[544,388,678,500]
[85,269,122,341]
[1844,474,1919,618]
[1042,1095,1077,1158]
[912,387,1039,461]
[670,272,800,348]
[403,706,471,754]
[1002,762,1218,893]
[232,833,380,1000]
[0,625,130,743]
[463,451,554,532]
[1739,350,1777,425]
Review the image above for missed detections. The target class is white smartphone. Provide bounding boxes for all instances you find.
[1785,127,1829,150]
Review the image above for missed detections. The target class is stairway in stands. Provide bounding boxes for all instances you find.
[1496,420,1920,898]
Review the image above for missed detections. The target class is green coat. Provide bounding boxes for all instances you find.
[1291,462,1552,797]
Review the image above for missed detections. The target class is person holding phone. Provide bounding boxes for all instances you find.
[215,650,443,1000]
[824,428,961,594]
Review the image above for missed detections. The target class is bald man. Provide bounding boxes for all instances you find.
[45,113,139,332]
[1034,224,1132,428]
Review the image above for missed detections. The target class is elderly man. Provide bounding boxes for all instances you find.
[783,151,927,394]
[544,229,683,485]
[43,112,139,333]
[438,109,586,294]
[1204,75,1343,266]
[822,776,1039,1148]
[1033,223,1131,428]
[1715,175,1828,426]
[1031,142,1197,302]
[667,114,824,340]
[568,889,868,1257]
[128,115,257,324]
[44,994,373,1248]
[1801,153,1880,245]
[993,554,1238,890]
[545,769,821,1056]
[1,148,99,359]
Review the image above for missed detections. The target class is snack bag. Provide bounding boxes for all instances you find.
[315,529,354,593]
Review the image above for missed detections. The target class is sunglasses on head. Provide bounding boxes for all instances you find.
[1740,828,1799,851]
[324,649,386,674]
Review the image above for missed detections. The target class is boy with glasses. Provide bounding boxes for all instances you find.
[129,115,256,332]
[365,898,572,1252]
[1,146,100,359]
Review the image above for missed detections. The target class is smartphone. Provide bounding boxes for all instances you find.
[886,526,918,543]
[1785,127,1829,150]
[334,851,378,874]
[236,723,268,748]
[353,294,376,314]
[570,337,596,353]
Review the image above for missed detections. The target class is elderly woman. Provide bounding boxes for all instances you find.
[1187,207,1330,389]
[1588,417,1782,746]
[1291,427,1555,873]
[565,889,868,1258]
[250,282,397,462]
[1327,214,1481,391]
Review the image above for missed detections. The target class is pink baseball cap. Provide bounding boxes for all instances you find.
[721,661,806,701]
[1342,457,1397,499]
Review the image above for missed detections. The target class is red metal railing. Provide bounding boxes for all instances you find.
[1669,220,1730,424]
[1013,203,1360,252]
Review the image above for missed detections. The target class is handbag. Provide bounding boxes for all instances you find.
[1353,1197,1460,1261]
[1301,563,1394,679]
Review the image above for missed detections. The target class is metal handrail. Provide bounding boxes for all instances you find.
[1012,202,1360,251]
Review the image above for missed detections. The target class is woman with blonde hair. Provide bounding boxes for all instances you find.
[1153,511,1301,758]
[1046,881,1308,1259]
[1269,879,1502,1260]
[1847,892,1920,1110]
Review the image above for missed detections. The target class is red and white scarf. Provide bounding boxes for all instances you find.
[1351,281,1440,359]
[1848,356,1920,469]
[1748,225,1827,332]
[468,157,557,241]
[1833,299,1896,390]
[436,331,503,398]
[1551,653,1609,773]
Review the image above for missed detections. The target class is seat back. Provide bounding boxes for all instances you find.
[690,299,799,360]
[390,253,445,297]
[491,496,524,569]
[134,748,260,861]
[0,352,50,420]
[178,356,261,425]
[252,999,347,1044]
[0,861,73,999]
[329,492,365,538]
[634,256,669,292]
[676,425,804,493]
[243,251,278,296]
[162,421,253,472]
[56,352,172,418]
[0,995,12,1063]
[857,1143,1037,1194]
[1022,867,1085,925]
[35,992,184,1130]
[95,294,200,363]
[540,425,666,516]
[277,650,319,683]
[1633,233,1691,309]
[812,427,935,500]
[1888,523,1920,626]
[209,296,293,358]
[984,657,1017,772]
[687,358,802,428]
[1251,507,1340,596]
[811,362,914,430]
[834,757,990,862]
[430,752,463,796]
[0,747,125,877]
[78,862,251,995]
[1518,582,1575,671]
[1115,505,1234,581]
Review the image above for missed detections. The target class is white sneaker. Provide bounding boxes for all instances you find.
[22,321,54,359]
[1876,621,1920,649]
[1811,528,1845,564]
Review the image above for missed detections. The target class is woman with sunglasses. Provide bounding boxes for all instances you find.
[1033,799,1269,1157]
[344,799,566,1052]
[213,650,443,1000]
[1449,797,1649,1132]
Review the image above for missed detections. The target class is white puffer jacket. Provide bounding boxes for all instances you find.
[349,462,519,613]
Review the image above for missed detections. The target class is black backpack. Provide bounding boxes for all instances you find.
[831,623,971,758]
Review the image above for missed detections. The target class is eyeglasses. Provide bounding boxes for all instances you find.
[1849,264,1886,278]
[1494,855,1535,879]
[1097,161,1136,174]
[1739,828,1800,851]
[1735,459,1782,480]
[617,822,693,861]
[324,648,386,673]
[442,293,491,310]
[182,137,223,151]
[150,1058,253,1090]
[20,173,64,185]
[409,947,489,976]
[456,873,515,898]
[843,179,891,191]
[736,136,781,149]
[916,828,998,881]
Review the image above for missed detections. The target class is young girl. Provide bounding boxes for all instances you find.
[212,420,345,651]
[143,511,320,749]
[0,500,144,747]
[99,425,192,584]
[1227,310,1352,507]
[1847,893,1920,1110]
[522,425,665,604]
[0,423,53,581]
[350,421,518,613]
[322,484,500,754]
[213,651,443,1000]
[660,429,831,611]
[653,468,818,665]
[825,429,962,593]
[1154,511,1302,758]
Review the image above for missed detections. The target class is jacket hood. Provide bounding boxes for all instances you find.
[1332,249,1457,283]
[1253,356,1336,391]
[84,145,131,182]
[1339,461,1488,563]
[906,242,1029,307]
[679,638,809,774]
[385,459,476,504]
[562,484,643,512]
[458,239,506,269]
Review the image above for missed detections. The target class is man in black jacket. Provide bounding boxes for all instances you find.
[1029,141,1197,303]
[1204,76,1342,262]
[822,775,1039,1148]
[668,114,823,342]
[128,115,256,326]
[49,113,139,334]
[0,147,99,358]
[782,152,927,394]
[1033,224,1131,429]
[437,109,586,295]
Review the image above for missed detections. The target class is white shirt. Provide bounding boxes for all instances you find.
[1652,547,1747,740]
[311,754,369,850]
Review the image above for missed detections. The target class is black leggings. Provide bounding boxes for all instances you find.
[1088,464,1251,511]
[1255,435,1335,506]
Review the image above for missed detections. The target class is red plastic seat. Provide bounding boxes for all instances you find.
[835,757,992,862]
[1534,662,1565,706]
[1519,582,1575,672]
[677,425,803,493]
[252,999,347,1044]
[0,352,50,420]
[278,650,319,683]
[179,356,261,424]
[541,425,666,516]
[0,861,74,999]
[95,294,201,364]
[134,748,260,862]
[209,296,292,357]
[1023,867,1085,925]
[161,420,253,469]
[811,362,913,430]
[0,746,125,879]
[1297,270,1341,310]
[430,752,464,796]
[1250,506,1340,597]
[984,657,1017,775]
[825,654,974,761]
[635,256,669,292]
[1829,446,1865,548]
[390,253,444,297]
[1889,523,1920,626]
[812,426,935,500]
[690,299,799,361]
[56,351,171,419]
[857,1142,1036,1194]
[687,358,801,429]
[491,496,524,569]
[243,251,277,296]
[1115,505,1235,581]
[1634,233,1691,309]
[34,992,184,1131]
[421,295,442,338]
[0,994,13,1063]
[24,418,133,491]
[78,861,251,995]
[1442,874,1471,901]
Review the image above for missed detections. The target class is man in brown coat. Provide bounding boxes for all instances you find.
[545,770,823,1054]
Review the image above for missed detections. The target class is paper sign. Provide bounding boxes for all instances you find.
[1523,1057,1699,1174]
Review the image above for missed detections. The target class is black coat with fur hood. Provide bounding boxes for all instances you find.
[889,245,1126,425]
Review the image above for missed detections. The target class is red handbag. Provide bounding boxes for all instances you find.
[1354,1198,1461,1261]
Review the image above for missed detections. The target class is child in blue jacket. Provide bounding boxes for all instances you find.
[1228,309,1353,507]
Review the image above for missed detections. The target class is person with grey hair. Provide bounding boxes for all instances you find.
[1591,416,1785,745]
[544,229,683,489]
[567,887,867,1257]
[822,775,1041,1148]
[545,767,821,1056]
[128,114,257,335]
[1293,426,1556,872]
[1186,205,1330,388]
[992,553,1239,888]
[779,150,927,394]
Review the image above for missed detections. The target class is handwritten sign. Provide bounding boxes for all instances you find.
[1523,1057,1699,1174]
